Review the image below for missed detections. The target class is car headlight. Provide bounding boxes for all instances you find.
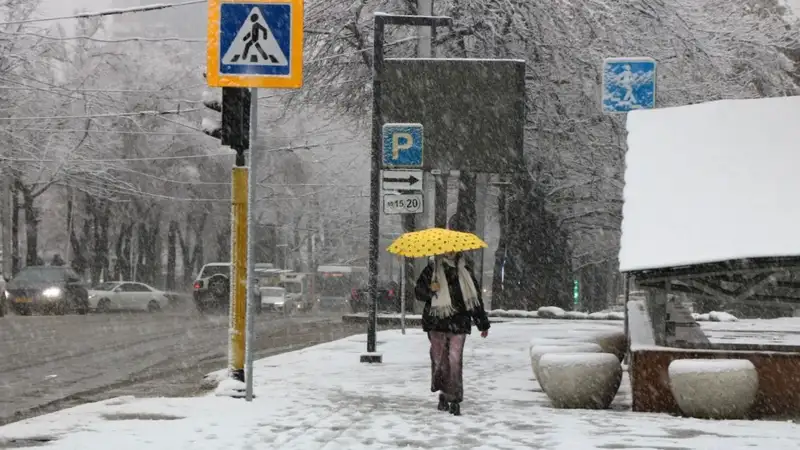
[42,287,63,299]
[274,301,284,306]
[3,291,8,298]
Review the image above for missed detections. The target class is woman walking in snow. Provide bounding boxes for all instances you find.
[415,251,490,416]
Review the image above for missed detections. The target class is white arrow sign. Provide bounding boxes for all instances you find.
[381,169,423,191]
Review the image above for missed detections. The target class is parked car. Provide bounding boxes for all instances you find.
[193,263,231,312]
[193,262,262,314]
[260,286,297,313]
[349,282,408,314]
[88,281,170,313]
[5,266,89,315]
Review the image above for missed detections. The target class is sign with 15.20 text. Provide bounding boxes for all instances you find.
[383,194,423,215]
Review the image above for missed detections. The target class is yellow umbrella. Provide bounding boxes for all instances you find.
[386,227,488,258]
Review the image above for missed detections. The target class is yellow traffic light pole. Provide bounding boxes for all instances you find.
[229,166,248,381]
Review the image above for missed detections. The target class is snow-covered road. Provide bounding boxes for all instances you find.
[0,308,365,425]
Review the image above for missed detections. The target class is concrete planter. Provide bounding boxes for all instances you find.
[668,359,758,419]
[539,352,622,409]
[529,343,603,389]
[590,331,627,362]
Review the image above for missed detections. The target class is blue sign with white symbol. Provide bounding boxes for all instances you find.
[219,3,291,77]
[602,57,657,113]
[382,123,424,168]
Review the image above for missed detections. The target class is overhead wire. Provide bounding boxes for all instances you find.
[0,0,206,26]
[0,139,366,163]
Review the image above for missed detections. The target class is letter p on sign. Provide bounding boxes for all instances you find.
[392,133,413,159]
[382,123,423,168]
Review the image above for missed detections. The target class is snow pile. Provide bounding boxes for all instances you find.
[622,96,800,271]
[488,309,539,318]
[537,306,566,318]
[213,378,245,397]
[709,311,739,322]
[692,311,739,322]
[564,311,589,320]
[487,307,624,320]
[3,321,799,448]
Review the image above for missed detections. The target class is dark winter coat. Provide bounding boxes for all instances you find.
[415,260,491,335]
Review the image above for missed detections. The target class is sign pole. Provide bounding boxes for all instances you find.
[360,14,385,364]
[244,87,259,401]
[229,162,247,383]
[363,13,451,364]
[208,0,304,396]
[400,258,406,335]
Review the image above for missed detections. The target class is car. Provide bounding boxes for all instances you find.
[260,286,296,313]
[88,281,170,313]
[349,282,406,314]
[193,263,231,312]
[5,266,89,315]
[193,262,262,314]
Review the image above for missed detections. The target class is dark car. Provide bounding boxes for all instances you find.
[192,263,261,314]
[6,266,90,315]
[349,282,410,314]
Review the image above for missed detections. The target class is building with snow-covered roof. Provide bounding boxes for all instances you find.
[621,94,800,331]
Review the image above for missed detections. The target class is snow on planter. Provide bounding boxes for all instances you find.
[539,352,622,409]
[588,312,610,320]
[529,343,603,390]
[589,331,627,361]
[537,306,566,318]
[668,359,758,419]
[564,311,589,320]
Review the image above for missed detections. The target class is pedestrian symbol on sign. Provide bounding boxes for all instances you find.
[221,7,288,66]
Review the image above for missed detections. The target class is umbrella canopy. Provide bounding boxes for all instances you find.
[386,227,488,258]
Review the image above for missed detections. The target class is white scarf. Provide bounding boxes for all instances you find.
[431,256,481,318]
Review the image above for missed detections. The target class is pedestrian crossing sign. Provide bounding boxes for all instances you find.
[207,0,304,89]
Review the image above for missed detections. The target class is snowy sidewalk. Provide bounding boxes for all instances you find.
[3,320,800,449]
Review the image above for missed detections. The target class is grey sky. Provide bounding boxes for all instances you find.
[43,0,112,17]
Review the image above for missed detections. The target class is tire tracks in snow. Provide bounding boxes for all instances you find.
[0,315,361,425]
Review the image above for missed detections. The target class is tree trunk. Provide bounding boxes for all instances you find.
[11,183,19,275]
[452,172,477,233]
[216,229,230,262]
[114,223,133,281]
[21,188,39,266]
[69,205,90,278]
[167,220,178,291]
[137,221,161,285]
[89,200,110,284]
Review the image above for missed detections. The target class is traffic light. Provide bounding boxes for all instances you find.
[202,86,251,163]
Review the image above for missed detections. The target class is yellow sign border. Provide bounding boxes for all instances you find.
[207,0,304,89]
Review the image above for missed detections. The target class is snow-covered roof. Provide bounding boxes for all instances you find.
[620,95,800,272]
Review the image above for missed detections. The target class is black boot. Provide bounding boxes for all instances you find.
[437,394,449,411]
[449,401,461,416]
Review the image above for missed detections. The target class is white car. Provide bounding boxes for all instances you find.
[260,286,295,313]
[89,281,170,313]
